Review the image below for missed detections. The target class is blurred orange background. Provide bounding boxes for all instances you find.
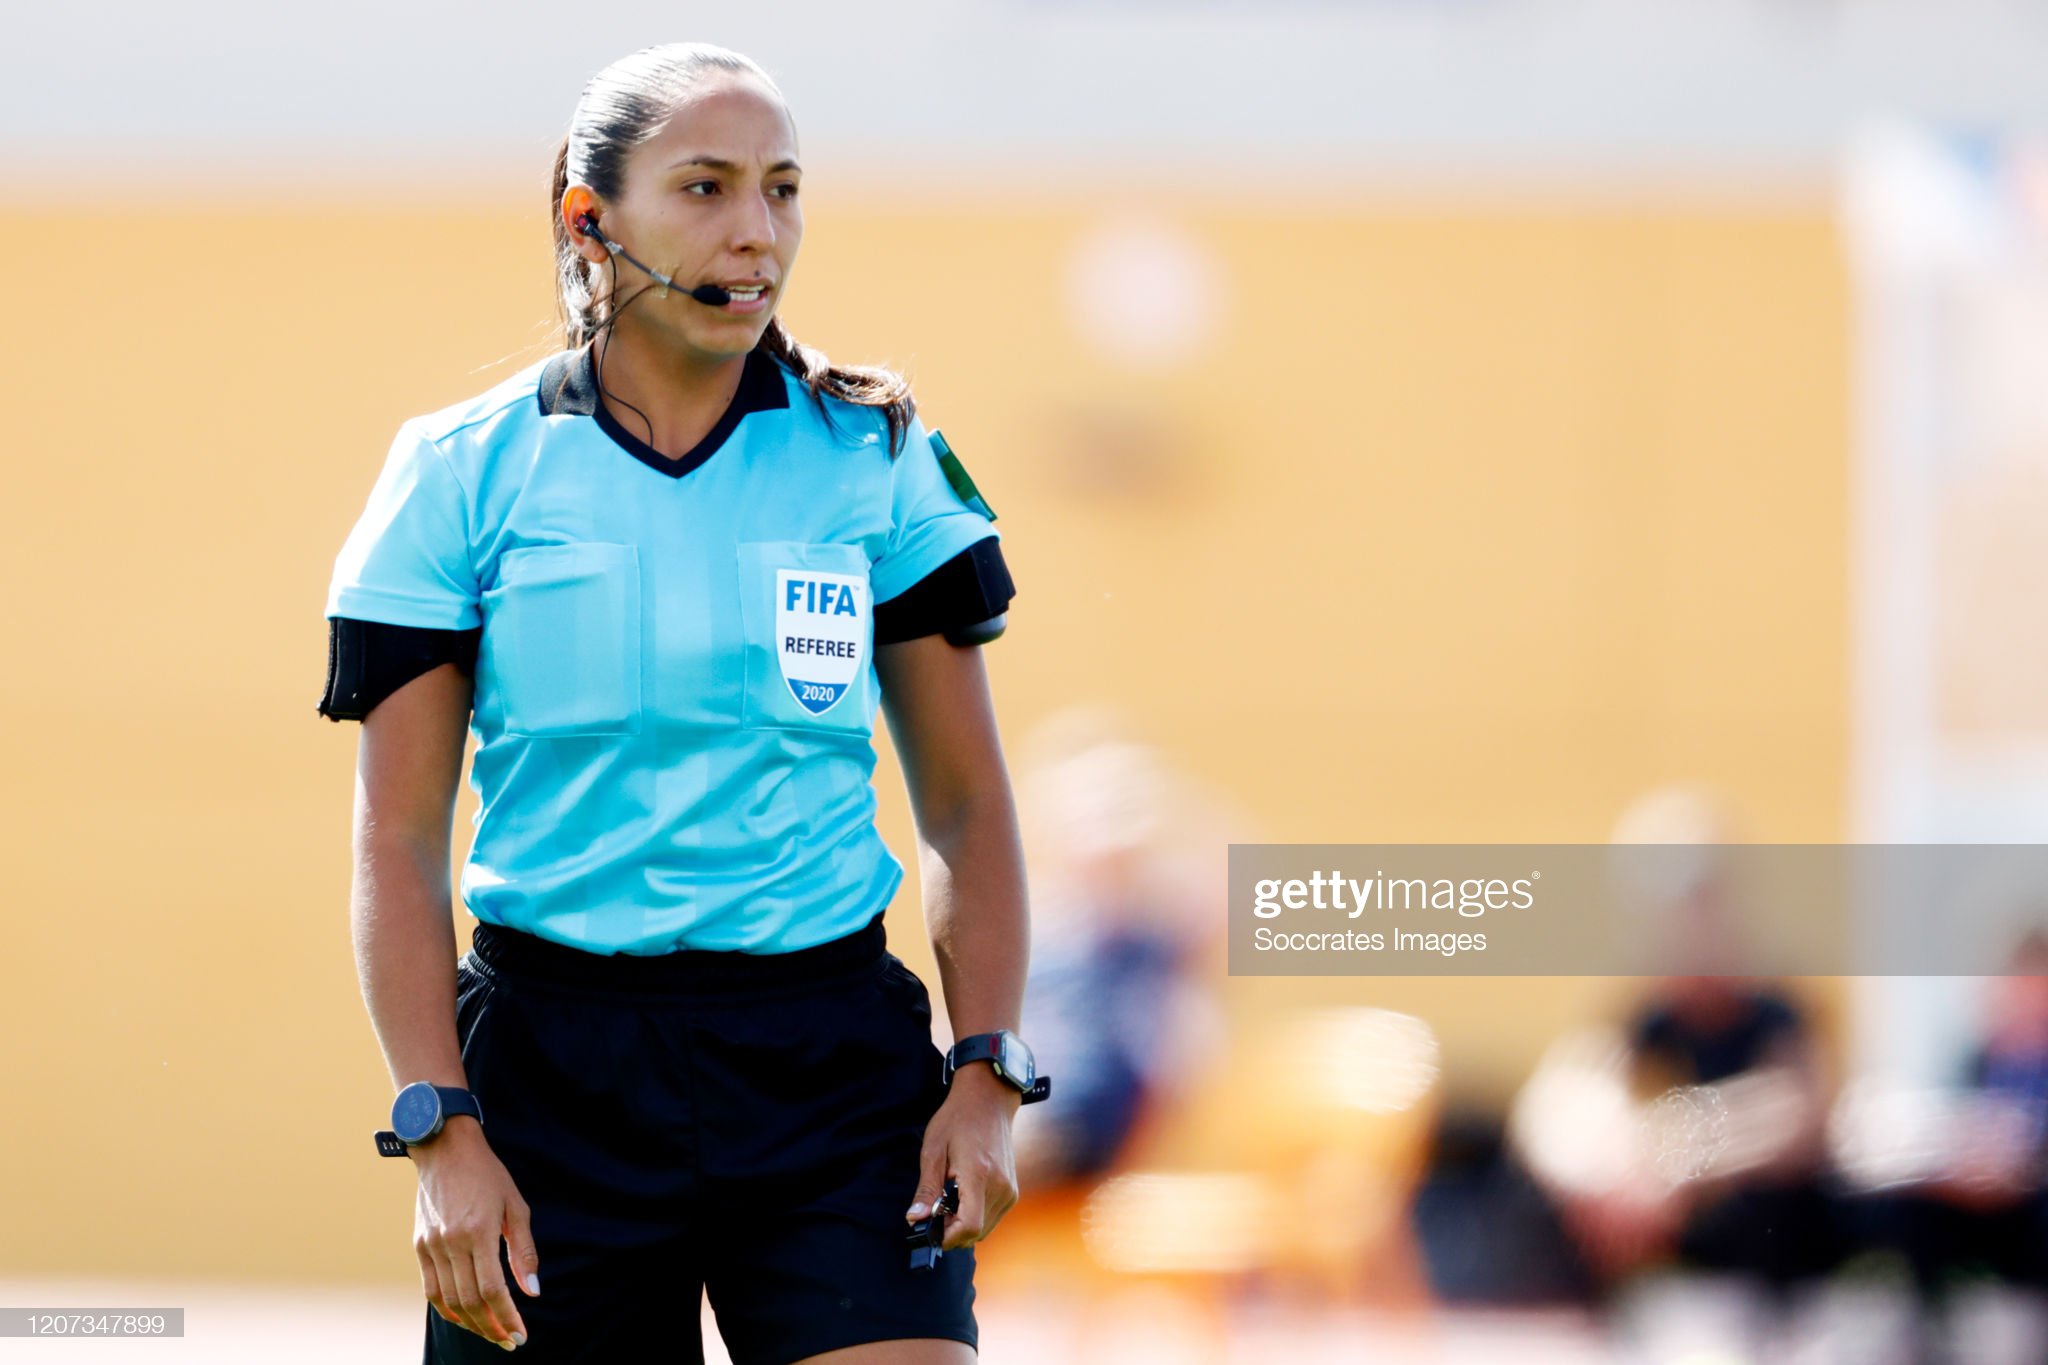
[0,196,1850,1281]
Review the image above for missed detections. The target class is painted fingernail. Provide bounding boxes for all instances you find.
[907,1202,928,1219]
[525,1273,541,1295]
[512,1332,527,1347]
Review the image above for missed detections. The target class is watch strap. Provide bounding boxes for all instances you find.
[944,1032,1051,1103]
[374,1130,409,1158]
[432,1085,484,1127]
[945,1032,1006,1076]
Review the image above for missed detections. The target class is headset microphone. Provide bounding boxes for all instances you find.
[574,213,733,307]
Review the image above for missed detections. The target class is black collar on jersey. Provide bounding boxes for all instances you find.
[536,343,790,480]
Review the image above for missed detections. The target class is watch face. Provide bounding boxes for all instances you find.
[995,1033,1034,1087]
[391,1083,443,1144]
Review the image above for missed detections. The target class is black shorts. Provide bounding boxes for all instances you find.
[422,911,977,1364]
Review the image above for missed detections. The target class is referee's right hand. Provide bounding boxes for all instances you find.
[412,1120,542,1351]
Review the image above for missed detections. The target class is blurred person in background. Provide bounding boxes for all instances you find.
[1409,1107,1596,1308]
[1008,706,1229,1192]
[1851,930,2048,1317]
[1510,787,1845,1301]
[994,713,1441,1324]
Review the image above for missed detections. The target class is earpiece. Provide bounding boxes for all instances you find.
[567,210,732,308]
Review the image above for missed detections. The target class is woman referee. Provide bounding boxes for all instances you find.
[317,43,1041,1363]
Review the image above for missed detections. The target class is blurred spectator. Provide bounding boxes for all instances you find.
[1010,706,1232,1190]
[1509,786,1846,1298]
[1411,1107,1597,1306]
[1622,974,1842,1287]
[1851,930,2048,1304]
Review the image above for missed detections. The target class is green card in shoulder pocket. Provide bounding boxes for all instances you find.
[928,429,996,522]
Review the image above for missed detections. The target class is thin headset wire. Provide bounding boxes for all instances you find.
[586,255,662,448]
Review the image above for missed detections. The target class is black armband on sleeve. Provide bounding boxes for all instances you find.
[317,617,481,723]
[873,537,1016,647]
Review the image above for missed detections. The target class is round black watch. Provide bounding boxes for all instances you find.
[374,1083,483,1158]
[943,1030,1051,1104]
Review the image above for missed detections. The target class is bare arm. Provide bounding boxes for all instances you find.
[353,662,473,1097]
[350,662,537,1350]
[876,635,1028,1051]
[875,635,1030,1247]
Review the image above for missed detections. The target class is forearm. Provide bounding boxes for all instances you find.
[918,785,1028,1044]
[352,831,469,1095]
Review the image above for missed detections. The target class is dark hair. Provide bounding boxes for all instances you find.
[549,43,916,455]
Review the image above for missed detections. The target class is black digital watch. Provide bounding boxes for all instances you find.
[375,1082,484,1158]
[942,1030,1051,1104]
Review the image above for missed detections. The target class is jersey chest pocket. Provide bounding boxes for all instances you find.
[737,541,875,736]
[482,542,643,738]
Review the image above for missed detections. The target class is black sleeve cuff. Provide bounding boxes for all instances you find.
[318,617,481,722]
[873,536,1015,647]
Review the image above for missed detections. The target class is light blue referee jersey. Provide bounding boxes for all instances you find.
[325,344,999,955]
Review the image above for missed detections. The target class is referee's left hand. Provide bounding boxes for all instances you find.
[907,1065,1024,1250]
